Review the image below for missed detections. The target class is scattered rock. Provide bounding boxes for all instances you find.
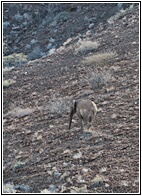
[46,59,52,62]
[40,189,51,193]
[49,125,54,128]
[120,180,129,186]
[106,86,115,92]
[82,167,89,173]
[99,167,107,173]
[73,151,82,159]
[49,38,55,43]
[46,43,52,50]
[30,39,38,45]
[48,48,56,55]
[63,38,72,46]
[14,184,32,193]
[89,23,95,29]
[63,149,71,154]
[90,174,106,188]
[60,171,70,179]
[55,11,70,23]
[111,113,117,119]
[48,184,58,193]
[31,92,37,96]
[76,175,85,183]
[3,21,10,29]
[54,172,62,178]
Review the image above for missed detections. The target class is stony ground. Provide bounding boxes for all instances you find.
[3,4,139,193]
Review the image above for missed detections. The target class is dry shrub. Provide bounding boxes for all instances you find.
[3,53,28,67]
[44,97,71,115]
[3,79,16,88]
[83,52,116,66]
[108,4,134,24]
[88,70,111,90]
[4,107,35,118]
[3,80,10,87]
[75,40,99,54]
[3,66,14,72]
[90,174,106,187]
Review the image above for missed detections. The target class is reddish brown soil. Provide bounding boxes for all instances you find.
[3,5,139,193]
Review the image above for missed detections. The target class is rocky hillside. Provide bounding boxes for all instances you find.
[3,3,139,193]
[3,3,132,59]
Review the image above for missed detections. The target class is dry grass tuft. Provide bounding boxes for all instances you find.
[3,66,14,72]
[75,40,99,54]
[83,52,116,66]
[3,53,28,67]
[44,97,71,115]
[3,80,10,87]
[3,79,16,88]
[90,174,106,187]
[108,4,134,24]
[88,70,111,90]
[4,107,35,118]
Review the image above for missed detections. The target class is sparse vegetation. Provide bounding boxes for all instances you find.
[3,53,28,67]
[75,40,99,54]
[3,66,14,72]
[90,174,106,187]
[3,3,139,194]
[4,107,35,118]
[108,4,134,23]
[83,52,116,66]
[88,70,111,90]
[44,97,71,115]
[3,80,10,87]
[3,79,16,88]
[83,52,115,90]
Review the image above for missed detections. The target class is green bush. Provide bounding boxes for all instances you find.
[3,53,28,67]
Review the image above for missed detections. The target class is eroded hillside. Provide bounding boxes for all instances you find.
[3,3,139,193]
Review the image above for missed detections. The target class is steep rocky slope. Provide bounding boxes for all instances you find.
[3,3,139,193]
[3,3,131,58]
